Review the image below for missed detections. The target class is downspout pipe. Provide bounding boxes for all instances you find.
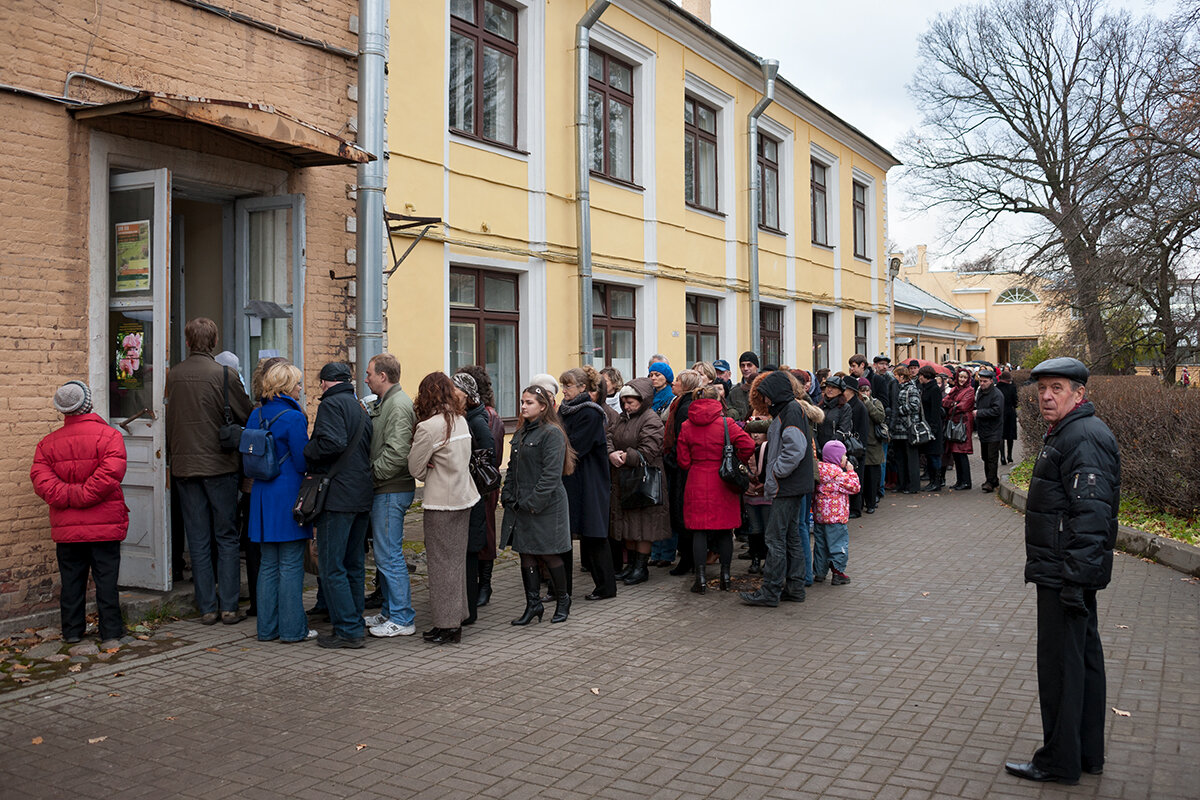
[356,0,387,389]
[746,59,778,353]
[914,307,927,357]
[575,0,611,366]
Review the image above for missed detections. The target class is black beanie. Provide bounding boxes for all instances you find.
[739,351,760,368]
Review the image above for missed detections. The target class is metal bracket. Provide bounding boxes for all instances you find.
[328,210,441,281]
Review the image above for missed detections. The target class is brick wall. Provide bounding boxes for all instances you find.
[0,0,363,619]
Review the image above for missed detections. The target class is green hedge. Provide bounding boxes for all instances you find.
[1018,375,1200,517]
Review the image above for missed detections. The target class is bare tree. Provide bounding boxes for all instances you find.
[901,0,1139,373]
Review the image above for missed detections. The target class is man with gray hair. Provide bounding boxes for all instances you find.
[362,353,417,637]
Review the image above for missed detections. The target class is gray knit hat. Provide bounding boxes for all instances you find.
[54,380,93,416]
[452,372,480,405]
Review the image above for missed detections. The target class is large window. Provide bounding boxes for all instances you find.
[449,0,519,149]
[813,311,830,370]
[852,181,868,258]
[588,50,634,183]
[811,161,828,245]
[592,283,636,382]
[684,96,718,211]
[449,267,520,418]
[855,316,869,356]
[760,305,782,367]
[758,136,780,231]
[996,287,1039,304]
[686,295,720,364]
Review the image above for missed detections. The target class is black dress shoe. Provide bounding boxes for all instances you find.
[739,591,778,607]
[865,507,876,514]
[848,511,862,519]
[1082,764,1103,775]
[584,591,615,601]
[422,627,441,641]
[1004,761,1078,785]
[316,634,365,649]
[427,627,461,645]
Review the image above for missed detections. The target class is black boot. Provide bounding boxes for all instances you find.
[615,551,634,580]
[511,566,544,626]
[623,553,650,585]
[720,566,731,592]
[548,562,571,624]
[477,560,494,607]
[691,563,707,594]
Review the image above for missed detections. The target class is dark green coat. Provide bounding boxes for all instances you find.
[500,419,571,555]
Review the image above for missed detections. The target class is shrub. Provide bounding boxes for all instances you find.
[1018,375,1200,517]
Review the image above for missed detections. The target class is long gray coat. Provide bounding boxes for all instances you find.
[500,418,571,555]
[606,377,669,542]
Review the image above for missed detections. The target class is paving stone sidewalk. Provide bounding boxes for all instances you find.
[1,452,1197,799]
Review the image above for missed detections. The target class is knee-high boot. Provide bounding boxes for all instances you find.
[511,565,544,626]
[548,561,571,623]
[623,552,650,585]
[477,560,494,607]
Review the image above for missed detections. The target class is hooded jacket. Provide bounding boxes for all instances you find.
[606,377,669,542]
[1025,401,1120,590]
[676,398,754,530]
[757,371,814,499]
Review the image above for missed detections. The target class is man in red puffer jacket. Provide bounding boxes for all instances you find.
[30,381,129,644]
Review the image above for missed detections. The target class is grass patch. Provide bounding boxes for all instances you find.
[1007,458,1199,546]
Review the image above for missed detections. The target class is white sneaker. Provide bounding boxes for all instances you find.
[369,620,416,637]
[302,629,318,640]
[363,613,387,627]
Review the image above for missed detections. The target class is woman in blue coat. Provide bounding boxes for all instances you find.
[246,362,314,643]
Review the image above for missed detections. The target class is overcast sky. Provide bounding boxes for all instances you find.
[709,0,1175,265]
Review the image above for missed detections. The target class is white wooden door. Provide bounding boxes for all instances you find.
[107,169,171,590]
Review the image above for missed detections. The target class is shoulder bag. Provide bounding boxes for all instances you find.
[217,367,244,451]
[617,449,664,509]
[944,417,968,443]
[293,409,366,524]
[718,419,751,493]
[469,448,502,494]
[239,409,290,481]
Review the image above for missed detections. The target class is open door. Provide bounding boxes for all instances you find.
[108,169,171,590]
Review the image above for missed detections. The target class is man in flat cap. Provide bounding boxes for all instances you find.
[304,362,374,648]
[1005,357,1120,786]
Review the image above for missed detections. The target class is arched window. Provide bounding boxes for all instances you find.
[996,287,1039,304]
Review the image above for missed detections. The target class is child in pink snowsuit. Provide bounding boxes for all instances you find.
[813,439,860,585]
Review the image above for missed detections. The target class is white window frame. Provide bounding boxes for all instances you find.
[683,72,735,220]
[588,23,656,190]
[757,115,793,238]
[851,167,876,263]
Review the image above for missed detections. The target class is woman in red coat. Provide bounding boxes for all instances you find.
[30,381,129,644]
[942,367,976,490]
[676,386,754,593]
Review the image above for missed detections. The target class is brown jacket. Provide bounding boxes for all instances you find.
[165,352,251,477]
[606,377,669,542]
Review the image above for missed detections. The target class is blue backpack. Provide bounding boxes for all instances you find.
[239,410,290,481]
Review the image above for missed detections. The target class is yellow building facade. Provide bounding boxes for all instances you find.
[898,245,1073,365]
[385,0,898,418]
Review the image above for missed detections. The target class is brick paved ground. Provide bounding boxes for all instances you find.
[2,451,1198,799]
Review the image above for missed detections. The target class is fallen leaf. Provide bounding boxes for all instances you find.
[107,693,120,697]
[204,648,220,654]
[921,592,930,597]
[12,663,29,671]
[88,736,107,744]
[355,744,367,751]
[1116,625,1129,629]
[12,676,31,683]
[590,687,600,695]
[1112,707,1131,717]
[136,635,150,641]
[31,736,42,745]
[104,648,120,654]
[68,665,82,673]
[112,672,124,677]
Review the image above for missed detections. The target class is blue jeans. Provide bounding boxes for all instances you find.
[316,510,368,640]
[760,494,806,601]
[370,491,415,627]
[879,443,888,496]
[796,494,813,585]
[651,532,677,562]
[813,522,849,576]
[257,540,308,641]
[176,473,241,614]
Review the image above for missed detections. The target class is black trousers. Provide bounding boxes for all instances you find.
[897,442,920,492]
[849,463,865,514]
[1033,585,1106,780]
[57,541,123,640]
[953,452,972,487]
[581,537,616,597]
[980,440,1001,487]
[862,465,881,508]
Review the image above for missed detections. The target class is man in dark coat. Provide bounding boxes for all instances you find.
[871,355,898,499]
[974,370,1005,492]
[740,371,815,607]
[165,317,252,625]
[727,351,759,421]
[1005,357,1120,786]
[304,362,373,648]
[917,366,945,491]
[840,375,870,518]
[997,371,1020,464]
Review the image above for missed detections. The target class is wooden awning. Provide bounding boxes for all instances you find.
[70,92,373,167]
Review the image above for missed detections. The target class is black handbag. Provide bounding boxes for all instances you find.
[945,417,968,443]
[217,367,243,451]
[469,448,502,494]
[618,451,663,509]
[718,419,751,493]
[836,428,866,459]
[292,409,365,525]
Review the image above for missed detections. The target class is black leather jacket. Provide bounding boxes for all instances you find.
[1024,401,1120,590]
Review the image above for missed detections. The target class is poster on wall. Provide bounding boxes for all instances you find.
[114,321,146,390]
[115,220,151,292]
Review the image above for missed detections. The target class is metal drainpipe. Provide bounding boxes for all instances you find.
[746,60,778,354]
[575,0,610,367]
[356,0,387,389]
[914,307,927,356]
